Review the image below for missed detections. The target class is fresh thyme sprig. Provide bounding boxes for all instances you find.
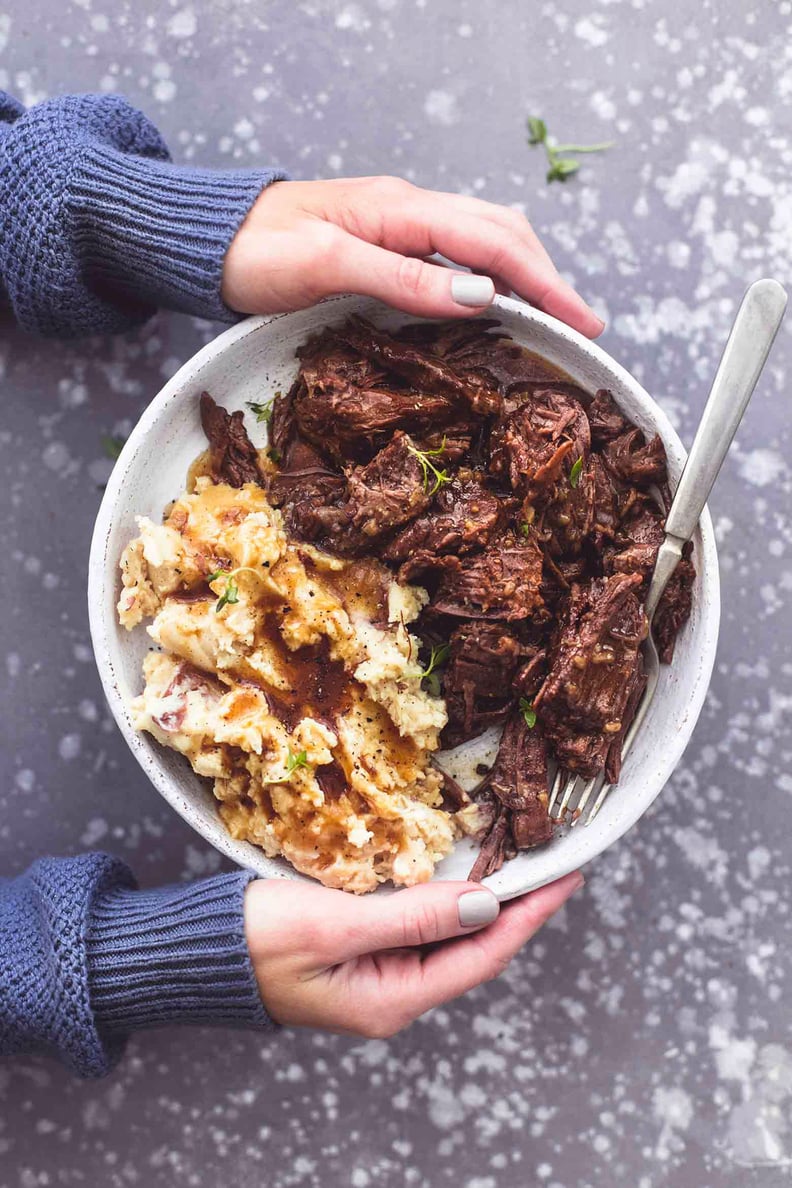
[569,456,584,488]
[419,642,450,697]
[207,571,239,613]
[519,697,537,729]
[206,564,264,613]
[246,398,275,424]
[407,437,451,495]
[527,116,613,184]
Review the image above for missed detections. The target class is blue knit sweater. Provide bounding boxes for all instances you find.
[0,90,289,1075]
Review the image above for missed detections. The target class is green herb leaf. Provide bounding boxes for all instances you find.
[422,642,450,682]
[407,437,451,495]
[528,116,612,184]
[206,568,229,583]
[547,158,580,183]
[527,116,547,145]
[519,521,533,538]
[246,398,275,424]
[267,447,281,464]
[519,697,537,729]
[101,434,126,461]
[214,574,239,613]
[569,456,584,488]
[286,748,309,774]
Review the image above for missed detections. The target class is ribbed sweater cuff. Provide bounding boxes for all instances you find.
[86,872,272,1035]
[71,145,288,322]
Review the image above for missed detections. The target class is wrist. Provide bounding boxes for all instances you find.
[72,144,288,324]
[86,871,272,1036]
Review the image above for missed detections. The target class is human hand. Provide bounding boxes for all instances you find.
[244,871,583,1038]
[221,177,603,337]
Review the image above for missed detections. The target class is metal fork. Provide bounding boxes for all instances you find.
[548,278,788,828]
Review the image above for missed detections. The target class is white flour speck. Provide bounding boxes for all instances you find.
[737,449,786,488]
[58,733,82,761]
[167,8,196,38]
[423,90,459,126]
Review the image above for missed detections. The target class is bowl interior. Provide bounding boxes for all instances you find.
[89,295,720,899]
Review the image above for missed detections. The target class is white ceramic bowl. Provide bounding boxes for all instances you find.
[89,295,720,900]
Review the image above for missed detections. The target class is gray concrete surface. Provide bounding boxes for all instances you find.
[2,1,792,1184]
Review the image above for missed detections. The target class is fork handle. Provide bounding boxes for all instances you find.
[663,278,787,544]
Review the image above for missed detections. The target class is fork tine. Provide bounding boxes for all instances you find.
[569,775,599,825]
[547,767,565,815]
[555,774,580,821]
[585,779,612,824]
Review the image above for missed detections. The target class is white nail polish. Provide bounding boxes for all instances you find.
[458,889,500,928]
[451,274,496,308]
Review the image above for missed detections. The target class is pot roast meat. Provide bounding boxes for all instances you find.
[342,430,432,541]
[602,427,667,489]
[442,621,523,745]
[588,388,629,444]
[489,389,590,506]
[468,712,553,879]
[268,435,348,542]
[468,807,512,883]
[485,711,551,825]
[431,529,545,621]
[384,473,504,579]
[604,653,647,784]
[588,454,622,550]
[535,572,648,778]
[200,392,264,488]
[652,544,695,662]
[605,492,665,586]
[333,315,502,417]
[294,372,458,462]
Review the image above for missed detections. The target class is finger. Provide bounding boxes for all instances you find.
[317,880,502,961]
[318,232,497,318]
[395,871,584,1018]
[369,195,602,337]
[438,193,557,271]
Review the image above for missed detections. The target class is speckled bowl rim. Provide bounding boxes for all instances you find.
[88,295,720,900]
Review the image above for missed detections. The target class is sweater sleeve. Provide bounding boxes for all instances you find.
[0,90,288,337]
[0,854,271,1078]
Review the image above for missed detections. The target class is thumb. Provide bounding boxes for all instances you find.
[322,233,496,318]
[331,881,501,960]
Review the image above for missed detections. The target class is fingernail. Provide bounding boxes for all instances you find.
[458,889,500,928]
[451,274,496,308]
[569,871,585,894]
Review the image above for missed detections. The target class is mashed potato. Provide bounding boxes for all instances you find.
[119,476,478,892]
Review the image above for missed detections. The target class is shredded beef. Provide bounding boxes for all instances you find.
[469,807,512,883]
[333,316,501,417]
[200,392,263,488]
[588,388,629,444]
[483,712,552,838]
[442,622,523,745]
[384,474,504,580]
[602,428,667,488]
[431,529,545,621]
[653,544,695,662]
[535,573,648,778]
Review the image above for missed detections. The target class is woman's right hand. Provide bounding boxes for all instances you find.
[244,872,582,1038]
[222,176,604,337]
